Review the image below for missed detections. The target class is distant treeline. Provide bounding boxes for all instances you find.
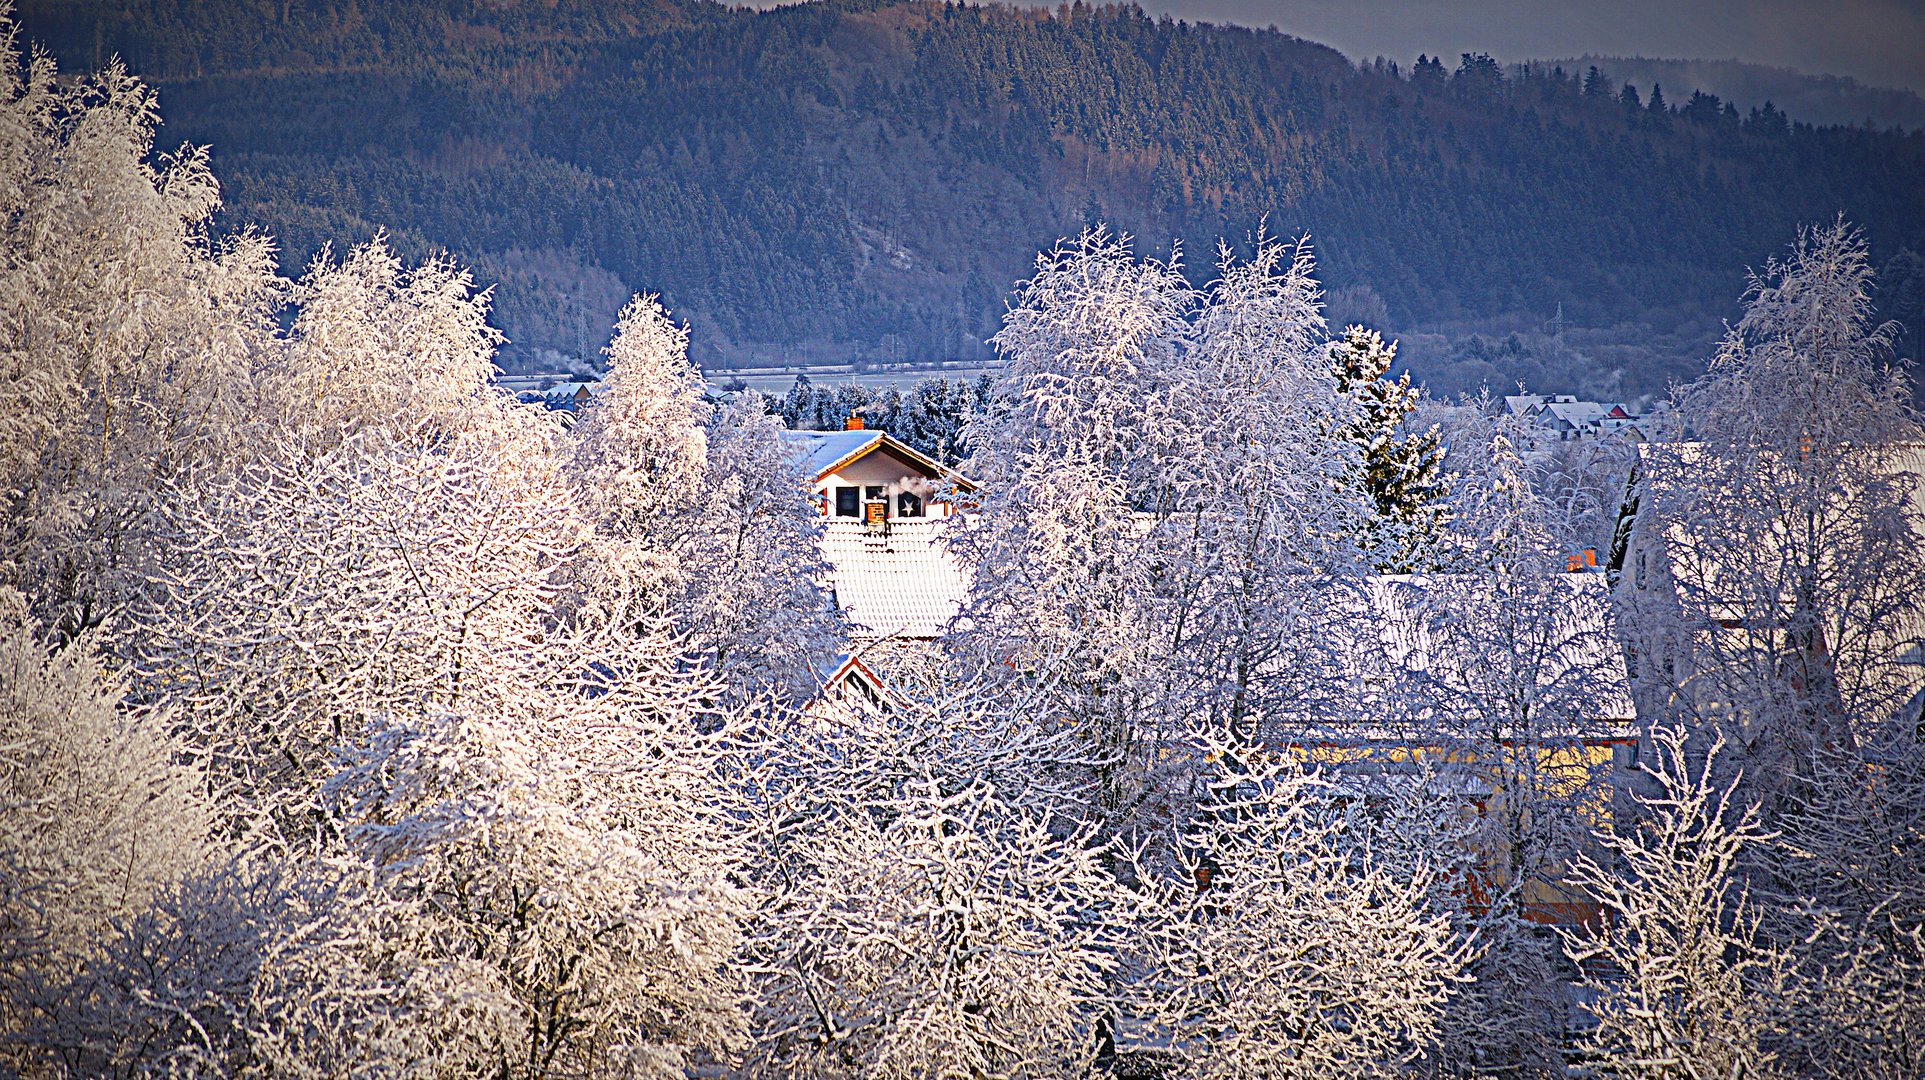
[1550,55,1925,132]
[772,374,993,465]
[18,0,1925,396]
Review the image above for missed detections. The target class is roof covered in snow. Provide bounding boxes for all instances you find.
[819,519,970,640]
[1362,573,1636,729]
[1539,400,1610,428]
[779,429,887,480]
[777,428,975,490]
[1622,442,1925,718]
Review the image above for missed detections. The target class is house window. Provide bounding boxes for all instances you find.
[835,486,860,517]
[897,491,923,518]
[865,485,885,503]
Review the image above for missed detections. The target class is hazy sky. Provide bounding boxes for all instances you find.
[1120,0,1925,92]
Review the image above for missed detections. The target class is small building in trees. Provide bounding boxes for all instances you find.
[1610,442,1925,738]
[780,417,974,524]
[781,419,976,705]
[806,652,903,718]
[1504,393,1644,442]
[1286,572,1639,926]
[496,372,605,412]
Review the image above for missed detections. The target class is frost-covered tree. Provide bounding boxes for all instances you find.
[1125,730,1470,1078]
[949,227,1195,824]
[744,778,1118,1079]
[1390,403,1633,1070]
[573,299,837,705]
[684,390,838,704]
[1613,219,1925,1077]
[737,680,1124,1079]
[127,400,581,850]
[131,369,751,1074]
[20,854,502,1079]
[1562,726,1794,1079]
[1327,325,1450,572]
[1756,718,1925,1076]
[0,588,211,1051]
[0,19,281,631]
[572,294,711,556]
[326,614,751,1079]
[956,227,1386,826]
[268,235,503,443]
[1419,410,1627,887]
[0,585,479,1079]
[1535,427,1636,557]
[1150,235,1371,743]
[121,318,751,1077]
[1621,218,1925,815]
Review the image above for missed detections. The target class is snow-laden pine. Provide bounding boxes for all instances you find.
[1327,326,1451,572]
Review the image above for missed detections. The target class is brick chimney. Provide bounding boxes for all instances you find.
[845,414,865,431]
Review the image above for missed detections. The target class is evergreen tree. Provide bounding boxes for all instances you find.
[1328,326,1449,571]
[1409,53,1447,93]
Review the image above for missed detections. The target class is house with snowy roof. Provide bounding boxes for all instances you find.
[1611,442,1925,733]
[806,652,904,718]
[1505,393,1643,442]
[781,416,974,525]
[1265,571,1638,925]
[497,372,605,412]
[781,419,977,707]
[1279,573,1637,765]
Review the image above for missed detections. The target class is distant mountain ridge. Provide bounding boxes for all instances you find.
[1546,55,1925,132]
[16,0,1925,398]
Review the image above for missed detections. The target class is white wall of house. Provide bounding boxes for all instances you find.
[814,446,956,519]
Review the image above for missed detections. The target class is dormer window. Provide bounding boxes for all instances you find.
[835,486,860,517]
[897,490,924,518]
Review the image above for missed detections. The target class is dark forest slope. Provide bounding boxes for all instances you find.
[19,0,1925,395]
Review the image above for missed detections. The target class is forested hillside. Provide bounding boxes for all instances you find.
[19,0,1925,395]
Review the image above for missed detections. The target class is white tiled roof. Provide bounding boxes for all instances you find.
[819,519,970,640]
[1363,573,1636,728]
